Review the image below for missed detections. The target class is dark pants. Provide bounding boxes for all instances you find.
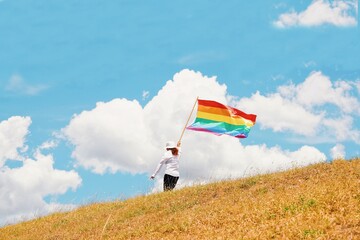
[163,174,179,191]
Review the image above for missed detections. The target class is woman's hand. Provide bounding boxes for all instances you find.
[177,141,181,147]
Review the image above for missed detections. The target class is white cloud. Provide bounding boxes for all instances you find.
[279,71,360,114]
[274,0,358,28]
[0,116,31,166]
[330,143,346,159]
[63,69,327,191]
[63,70,228,175]
[237,91,322,136]
[5,74,48,96]
[240,71,360,143]
[63,98,157,174]
[0,150,81,226]
[323,116,360,143]
[0,117,82,226]
[39,140,59,150]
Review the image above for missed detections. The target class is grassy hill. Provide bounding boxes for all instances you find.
[1,158,359,239]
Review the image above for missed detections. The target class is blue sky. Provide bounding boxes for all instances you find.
[0,0,359,225]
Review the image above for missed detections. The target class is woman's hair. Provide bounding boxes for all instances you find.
[169,148,179,156]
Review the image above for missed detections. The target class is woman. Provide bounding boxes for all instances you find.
[150,141,181,191]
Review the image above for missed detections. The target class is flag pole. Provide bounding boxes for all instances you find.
[178,96,199,143]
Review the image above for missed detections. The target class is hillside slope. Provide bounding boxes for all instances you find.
[1,159,359,239]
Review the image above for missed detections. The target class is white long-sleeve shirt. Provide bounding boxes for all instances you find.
[152,149,181,177]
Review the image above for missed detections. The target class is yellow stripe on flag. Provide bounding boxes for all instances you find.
[197,111,255,127]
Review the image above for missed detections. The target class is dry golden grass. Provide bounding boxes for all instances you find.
[1,158,359,239]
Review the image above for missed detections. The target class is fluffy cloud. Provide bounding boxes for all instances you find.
[274,0,358,28]
[63,98,157,174]
[240,71,360,143]
[0,117,82,226]
[0,116,31,166]
[236,91,322,136]
[323,116,360,143]
[0,151,81,226]
[330,143,346,159]
[63,69,327,190]
[279,71,360,113]
[63,70,228,175]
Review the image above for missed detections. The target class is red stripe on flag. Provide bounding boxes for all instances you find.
[198,99,257,123]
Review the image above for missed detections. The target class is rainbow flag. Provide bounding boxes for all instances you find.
[186,99,257,138]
